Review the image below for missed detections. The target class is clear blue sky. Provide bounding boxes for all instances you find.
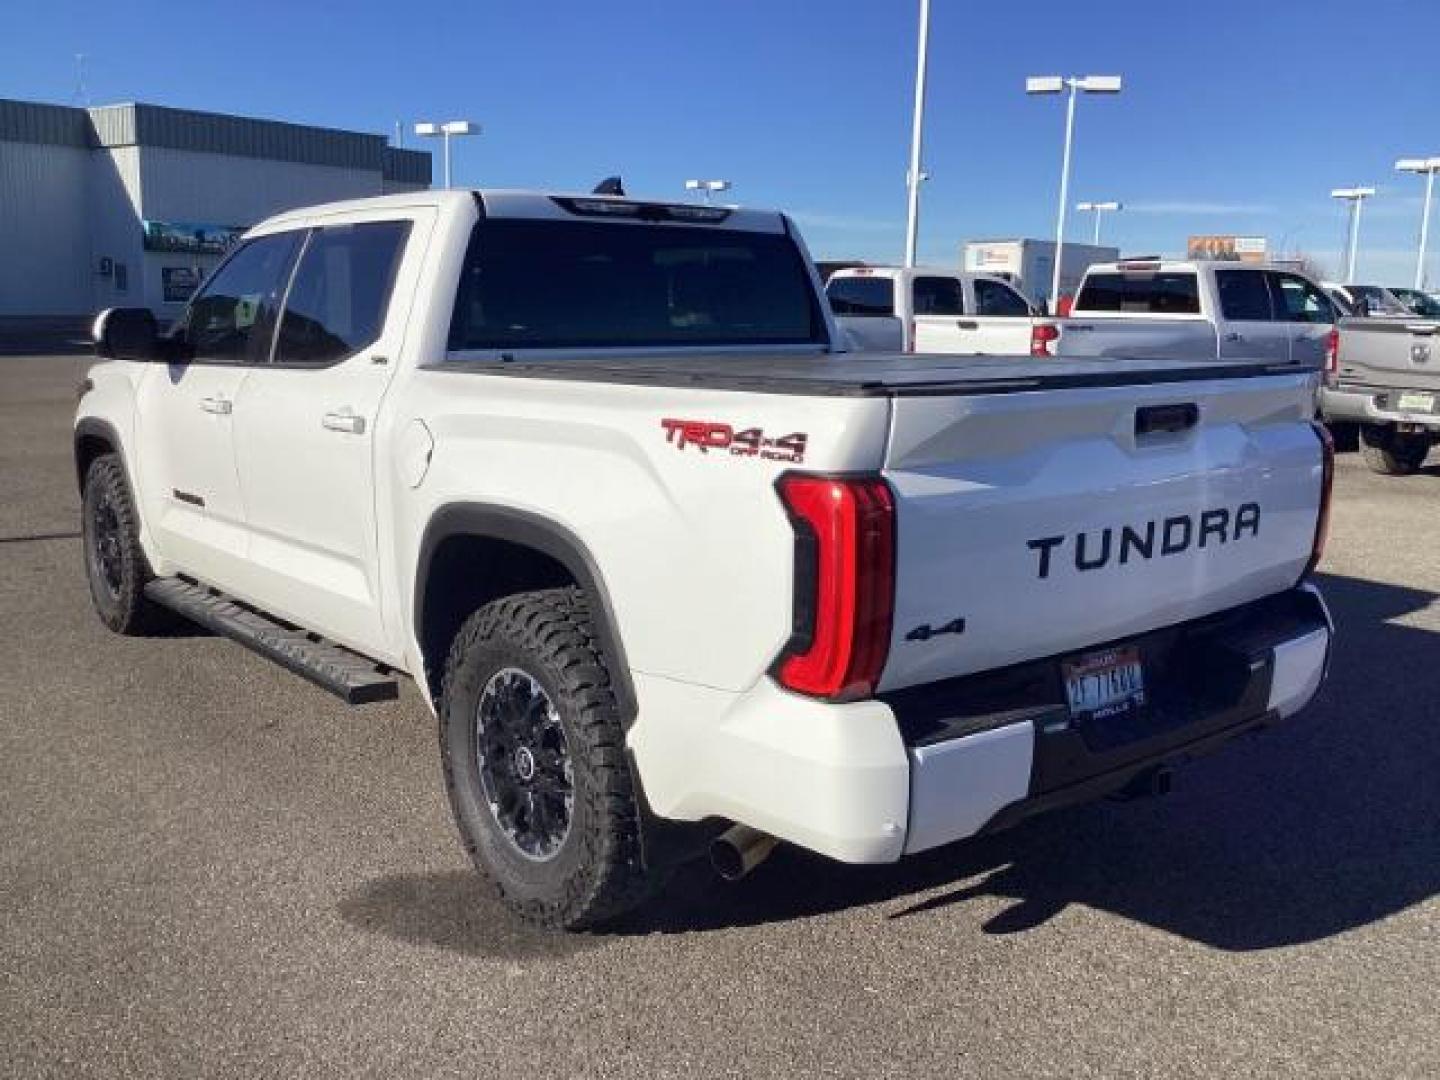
[5,0,1440,283]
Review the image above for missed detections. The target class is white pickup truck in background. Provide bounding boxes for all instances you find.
[1057,260,1339,369]
[826,266,1061,357]
[76,190,1334,929]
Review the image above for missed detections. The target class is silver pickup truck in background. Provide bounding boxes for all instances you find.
[1321,317,1440,474]
[1057,260,1338,369]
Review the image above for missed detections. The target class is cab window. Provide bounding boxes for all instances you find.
[182,232,303,362]
[913,276,965,316]
[1270,273,1337,324]
[273,221,411,365]
[1215,269,1275,321]
[974,279,1030,317]
[827,276,895,317]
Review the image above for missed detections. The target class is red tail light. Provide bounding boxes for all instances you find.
[1324,328,1340,387]
[1031,323,1060,357]
[1304,421,1334,580]
[774,474,895,701]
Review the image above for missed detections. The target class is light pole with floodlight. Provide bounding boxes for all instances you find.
[684,179,732,204]
[1076,200,1122,246]
[1395,157,1440,289]
[1026,74,1122,311]
[1331,186,1376,285]
[414,120,478,189]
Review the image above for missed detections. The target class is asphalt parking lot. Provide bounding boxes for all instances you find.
[2,353,1437,1079]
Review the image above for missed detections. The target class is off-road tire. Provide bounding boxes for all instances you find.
[81,453,168,634]
[439,587,660,929]
[1361,427,1430,475]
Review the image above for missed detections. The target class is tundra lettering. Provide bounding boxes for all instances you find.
[1028,503,1262,579]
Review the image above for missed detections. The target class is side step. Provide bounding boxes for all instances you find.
[144,578,399,705]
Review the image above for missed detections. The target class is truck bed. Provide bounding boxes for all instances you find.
[427,353,1294,398]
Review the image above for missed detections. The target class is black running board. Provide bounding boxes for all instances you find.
[145,578,399,705]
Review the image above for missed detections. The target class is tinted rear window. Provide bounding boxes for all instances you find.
[448,219,825,351]
[1076,272,1202,315]
[827,276,895,317]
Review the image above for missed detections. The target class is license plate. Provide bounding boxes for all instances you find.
[1063,646,1146,720]
[1396,391,1436,413]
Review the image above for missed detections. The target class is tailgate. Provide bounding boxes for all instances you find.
[1057,318,1220,361]
[880,371,1323,692]
[1338,318,1440,390]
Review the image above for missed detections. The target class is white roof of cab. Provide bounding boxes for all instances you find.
[254,188,789,234]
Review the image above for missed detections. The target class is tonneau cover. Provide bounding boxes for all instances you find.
[427,353,1300,398]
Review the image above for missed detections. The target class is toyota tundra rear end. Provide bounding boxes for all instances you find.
[614,355,1333,866]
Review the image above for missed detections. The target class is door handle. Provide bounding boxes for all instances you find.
[956,320,979,330]
[322,411,366,435]
[199,396,232,415]
[1223,332,1244,343]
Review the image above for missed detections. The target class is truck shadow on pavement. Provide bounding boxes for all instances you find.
[343,571,1440,954]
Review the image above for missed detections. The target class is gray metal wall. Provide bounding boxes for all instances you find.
[0,98,432,320]
[0,140,93,317]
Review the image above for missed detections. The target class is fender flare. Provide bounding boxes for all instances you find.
[413,503,638,726]
[73,416,127,492]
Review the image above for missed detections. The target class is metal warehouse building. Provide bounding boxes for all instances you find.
[0,98,431,329]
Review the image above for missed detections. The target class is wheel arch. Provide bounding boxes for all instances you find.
[413,504,638,726]
[74,417,126,493]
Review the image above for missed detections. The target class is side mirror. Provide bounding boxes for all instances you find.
[1352,297,1371,318]
[93,307,163,361]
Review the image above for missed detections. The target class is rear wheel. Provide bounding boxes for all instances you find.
[81,453,167,634]
[439,587,661,929]
[1360,426,1431,475]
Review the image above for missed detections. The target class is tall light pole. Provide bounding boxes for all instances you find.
[1076,200,1122,246]
[415,120,478,188]
[1331,186,1376,284]
[684,179,732,204]
[1396,157,1440,289]
[1026,75,1122,311]
[903,0,931,268]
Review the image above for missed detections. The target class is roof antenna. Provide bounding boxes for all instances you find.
[592,176,625,196]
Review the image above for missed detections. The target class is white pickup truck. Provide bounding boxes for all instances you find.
[826,266,1060,357]
[1057,260,1339,369]
[77,190,1334,929]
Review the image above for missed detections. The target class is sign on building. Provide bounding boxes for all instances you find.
[1186,235,1268,263]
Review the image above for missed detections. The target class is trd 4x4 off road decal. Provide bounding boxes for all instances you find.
[661,419,808,463]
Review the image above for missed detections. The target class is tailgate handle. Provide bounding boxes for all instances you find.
[956,320,979,330]
[1135,403,1198,436]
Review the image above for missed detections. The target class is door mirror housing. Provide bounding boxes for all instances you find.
[93,307,165,361]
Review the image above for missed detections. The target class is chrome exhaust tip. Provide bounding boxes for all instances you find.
[709,824,778,882]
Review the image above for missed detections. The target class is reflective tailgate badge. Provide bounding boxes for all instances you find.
[1027,504,1261,580]
[660,419,808,463]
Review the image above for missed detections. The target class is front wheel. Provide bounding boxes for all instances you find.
[1360,426,1431,475]
[81,453,168,634]
[439,587,661,929]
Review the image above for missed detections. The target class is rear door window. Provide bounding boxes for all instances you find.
[913,276,965,316]
[273,221,411,365]
[827,276,895,317]
[974,279,1031,317]
[1215,269,1275,321]
[1075,272,1202,314]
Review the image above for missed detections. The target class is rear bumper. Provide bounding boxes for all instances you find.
[1321,384,1440,428]
[628,585,1332,864]
[896,583,1332,854]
